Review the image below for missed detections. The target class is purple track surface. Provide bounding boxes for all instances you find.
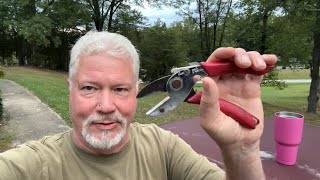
[160,117,320,179]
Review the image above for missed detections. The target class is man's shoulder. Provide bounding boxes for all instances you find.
[6,131,72,156]
[25,131,71,148]
[0,131,71,163]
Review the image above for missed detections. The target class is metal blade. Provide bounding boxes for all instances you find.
[146,96,183,116]
[145,75,196,116]
[137,75,171,98]
[145,65,207,116]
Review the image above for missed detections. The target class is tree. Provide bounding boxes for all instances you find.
[0,1,15,64]
[170,18,202,62]
[168,0,233,59]
[278,0,320,113]
[112,4,146,44]
[46,0,91,70]
[83,0,125,31]
[139,21,188,81]
[307,2,320,113]
[237,0,286,54]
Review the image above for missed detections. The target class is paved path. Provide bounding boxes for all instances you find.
[161,118,320,180]
[0,79,70,145]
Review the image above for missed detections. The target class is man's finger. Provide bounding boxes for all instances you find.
[262,54,278,65]
[234,48,251,68]
[247,51,266,71]
[207,47,235,62]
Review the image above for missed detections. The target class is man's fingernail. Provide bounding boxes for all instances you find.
[203,79,209,92]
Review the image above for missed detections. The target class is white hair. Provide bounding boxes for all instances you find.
[68,31,140,83]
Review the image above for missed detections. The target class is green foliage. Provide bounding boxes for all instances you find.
[268,11,313,67]
[112,4,146,43]
[262,70,288,90]
[170,18,202,61]
[139,21,189,81]
[19,14,52,47]
[0,68,5,78]
[48,0,91,29]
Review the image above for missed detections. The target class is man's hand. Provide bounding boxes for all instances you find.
[199,47,277,180]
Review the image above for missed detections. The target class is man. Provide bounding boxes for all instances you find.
[0,31,277,179]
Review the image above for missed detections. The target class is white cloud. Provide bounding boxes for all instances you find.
[133,0,240,26]
[133,5,183,26]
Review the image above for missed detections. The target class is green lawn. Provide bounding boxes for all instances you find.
[2,67,320,127]
[277,69,310,79]
[262,84,320,125]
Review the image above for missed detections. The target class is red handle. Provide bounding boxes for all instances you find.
[200,61,274,76]
[186,92,259,129]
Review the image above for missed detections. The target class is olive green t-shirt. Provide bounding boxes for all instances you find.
[0,123,224,180]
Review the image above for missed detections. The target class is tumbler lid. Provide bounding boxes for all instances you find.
[275,111,303,119]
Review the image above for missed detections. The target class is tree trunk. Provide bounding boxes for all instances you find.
[107,0,116,32]
[260,8,269,54]
[197,0,205,60]
[219,0,232,47]
[16,36,25,66]
[92,0,104,31]
[307,8,320,113]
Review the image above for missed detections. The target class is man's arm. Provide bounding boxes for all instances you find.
[0,144,45,180]
[198,47,277,179]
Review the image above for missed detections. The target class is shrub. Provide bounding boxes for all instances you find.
[262,70,288,90]
[0,68,4,78]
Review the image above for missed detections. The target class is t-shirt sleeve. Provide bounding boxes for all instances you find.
[159,127,225,180]
[0,143,47,180]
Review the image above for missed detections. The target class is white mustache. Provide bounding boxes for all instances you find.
[83,113,125,127]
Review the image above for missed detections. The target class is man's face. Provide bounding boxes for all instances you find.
[69,53,137,153]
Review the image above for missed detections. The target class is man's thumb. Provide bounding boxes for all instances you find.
[200,77,221,123]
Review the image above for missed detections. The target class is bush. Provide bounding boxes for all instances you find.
[262,70,288,90]
[0,68,4,78]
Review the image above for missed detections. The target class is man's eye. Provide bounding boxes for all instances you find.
[115,88,125,92]
[81,86,95,91]
[114,88,130,97]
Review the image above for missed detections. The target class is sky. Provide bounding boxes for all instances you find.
[132,2,187,26]
[133,1,240,26]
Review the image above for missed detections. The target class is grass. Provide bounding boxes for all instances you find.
[4,67,71,125]
[262,84,320,126]
[277,69,310,79]
[0,117,15,152]
[2,66,320,127]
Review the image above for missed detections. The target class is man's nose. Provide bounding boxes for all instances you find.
[96,90,116,113]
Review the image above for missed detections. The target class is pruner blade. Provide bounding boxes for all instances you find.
[143,65,207,116]
[137,75,171,98]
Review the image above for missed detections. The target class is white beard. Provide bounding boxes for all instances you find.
[81,113,128,149]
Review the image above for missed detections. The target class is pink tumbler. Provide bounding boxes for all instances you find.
[274,111,304,165]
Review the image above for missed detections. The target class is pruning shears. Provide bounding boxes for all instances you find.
[137,61,274,129]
